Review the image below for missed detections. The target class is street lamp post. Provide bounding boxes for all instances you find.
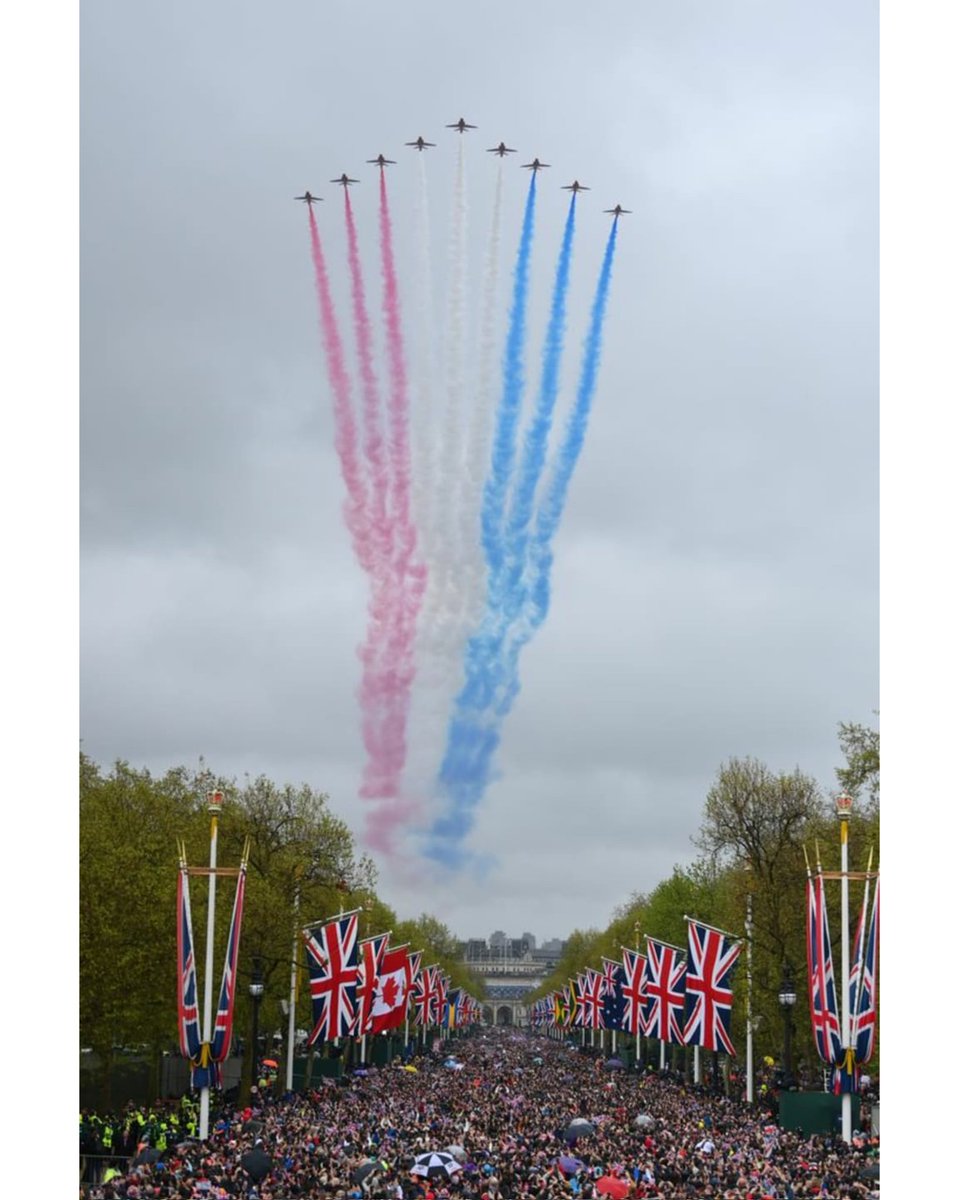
[249,961,265,1092]
[778,963,797,1089]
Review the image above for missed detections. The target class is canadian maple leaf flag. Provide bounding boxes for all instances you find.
[371,945,411,1034]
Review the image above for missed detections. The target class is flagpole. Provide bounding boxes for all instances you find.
[198,790,223,1141]
[745,868,754,1104]
[837,792,853,1143]
[286,871,301,1093]
[634,921,642,1070]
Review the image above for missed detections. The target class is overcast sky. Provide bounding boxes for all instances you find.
[80,0,878,943]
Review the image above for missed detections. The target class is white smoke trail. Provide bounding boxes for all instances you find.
[459,159,504,633]
[409,152,437,578]
[418,137,469,671]
[407,137,469,806]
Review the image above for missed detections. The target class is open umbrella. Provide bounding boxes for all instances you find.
[563,1119,596,1143]
[353,1160,387,1185]
[557,1156,584,1175]
[603,1058,625,1071]
[445,1145,467,1163]
[533,1056,544,1065]
[633,1114,655,1130]
[242,1119,265,1135]
[241,1145,274,1182]
[411,1151,463,1180]
[596,1177,630,1199]
[132,1147,161,1167]
[262,1058,279,1069]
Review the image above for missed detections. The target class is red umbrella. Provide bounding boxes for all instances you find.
[596,1177,631,1199]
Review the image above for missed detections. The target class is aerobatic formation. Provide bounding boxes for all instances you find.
[297,118,625,867]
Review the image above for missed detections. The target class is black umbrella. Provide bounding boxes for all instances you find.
[241,1146,274,1182]
[132,1147,162,1167]
[353,1160,387,1185]
[242,1119,265,1135]
[860,1164,881,1181]
[562,1119,596,1143]
[603,1058,625,1071]
[411,1151,463,1180]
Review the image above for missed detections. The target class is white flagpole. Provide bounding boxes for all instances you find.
[286,876,301,1093]
[694,1045,701,1084]
[198,790,223,1141]
[838,793,854,1143]
[746,869,754,1104]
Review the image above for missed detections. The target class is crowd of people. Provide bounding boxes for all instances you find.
[79,1029,879,1200]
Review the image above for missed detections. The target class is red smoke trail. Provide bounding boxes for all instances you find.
[344,189,419,829]
[360,169,430,850]
[343,192,391,566]
[308,208,371,571]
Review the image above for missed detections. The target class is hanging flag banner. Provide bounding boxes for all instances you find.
[851,878,879,1065]
[354,933,390,1037]
[621,947,648,1037]
[806,875,843,1067]
[208,857,248,1073]
[302,910,361,1044]
[642,938,687,1046]
[176,851,203,1066]
[371,943,412,1035]
[682,918,742,1055]
[601,958,627,1033]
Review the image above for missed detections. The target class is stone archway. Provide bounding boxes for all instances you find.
[482,1006,494,1025]
[496,1006,513,1026]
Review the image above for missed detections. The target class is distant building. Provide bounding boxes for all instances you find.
[522,931,537,950]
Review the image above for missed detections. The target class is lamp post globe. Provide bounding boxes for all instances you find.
[249,961,265,1085]
[778,964,797,1089]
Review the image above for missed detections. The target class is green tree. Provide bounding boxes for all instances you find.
[836,719,880,811]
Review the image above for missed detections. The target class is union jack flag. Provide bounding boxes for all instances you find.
[806,876,842,1064]
[682,920,742,1055]
[411,962,438,1026]
[642,938,687,1045]
[850,878,879,1065]
[406,949,422,1014]
[353,933,389,1036]
[581,968,607,1030]
[209,863,247,1066]
[621,947,647,1036]
[302,911,360,1044]
[176,866,203,1063]
[433,969,449,1026]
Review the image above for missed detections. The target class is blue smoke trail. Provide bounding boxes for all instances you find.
[502,195,577,611]
[480,174,538,575]
[427,204,612,866]
[465,219,620,764]
[424,176,537,861]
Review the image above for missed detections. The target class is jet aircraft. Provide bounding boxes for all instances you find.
[331,174,360,187]
[562,180,590,193]
[295,192,322,205]
[603,205,632,217]
[405,136,436,151]
[366,154,396,167]
[447,117,477,132]
[522,158,550,172]
[487,142,517,157]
